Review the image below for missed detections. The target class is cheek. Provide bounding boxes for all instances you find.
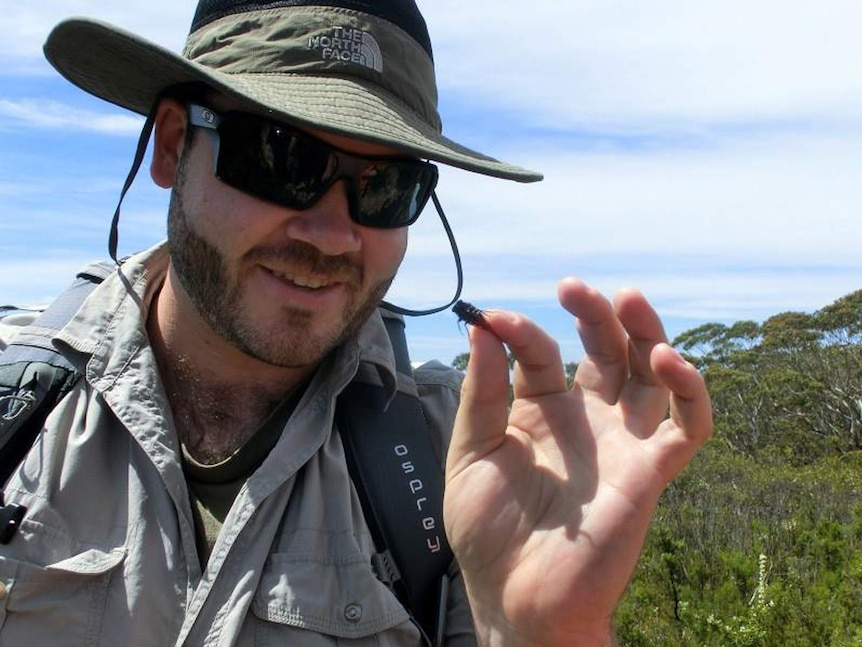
[183,178,269,255]
[178,142,254,239]
[370,228,408,277]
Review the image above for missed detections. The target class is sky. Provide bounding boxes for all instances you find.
[2,1,861,365]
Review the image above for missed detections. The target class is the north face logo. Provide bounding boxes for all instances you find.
[307,26,383,72]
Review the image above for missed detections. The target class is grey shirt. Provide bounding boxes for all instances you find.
[0,244,475,647]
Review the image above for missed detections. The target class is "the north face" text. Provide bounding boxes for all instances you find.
[308,26,383,72]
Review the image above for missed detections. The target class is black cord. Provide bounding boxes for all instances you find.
[381,192,464,317]
[108,106,157,264]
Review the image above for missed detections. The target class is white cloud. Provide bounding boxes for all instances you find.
[0,99,143,134]
[423,130,862,265]
[3,2,192,64]
[420,0,862,129]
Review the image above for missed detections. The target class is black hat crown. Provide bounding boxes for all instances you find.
[191,0,433,58]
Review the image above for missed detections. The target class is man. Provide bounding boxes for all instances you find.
[0,1,712,645]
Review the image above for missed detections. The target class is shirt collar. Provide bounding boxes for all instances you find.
[333,307,402,405]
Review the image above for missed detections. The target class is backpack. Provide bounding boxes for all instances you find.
[0,262,453,646]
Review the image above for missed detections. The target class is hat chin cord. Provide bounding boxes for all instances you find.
[380,192,464,317]
[109,111,464,317]
[108,106,157,264]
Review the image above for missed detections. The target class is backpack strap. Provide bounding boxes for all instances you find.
[337,314,454,647]
[0,261,113,542]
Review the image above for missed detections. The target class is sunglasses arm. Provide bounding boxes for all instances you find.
[187,104,223,174]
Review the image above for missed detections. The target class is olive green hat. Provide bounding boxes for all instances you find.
[43,0,542,182]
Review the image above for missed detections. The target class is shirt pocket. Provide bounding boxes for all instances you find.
[0,544,125,646]
[251,551,422,647]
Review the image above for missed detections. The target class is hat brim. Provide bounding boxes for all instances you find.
[43,18,542,183]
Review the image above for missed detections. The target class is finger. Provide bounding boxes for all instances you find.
[614,289,674,434]
[557,278,629,403]
[479,309,568,400]
[648,343,714,481]
[614,288,668,387]
[447,324,512,476]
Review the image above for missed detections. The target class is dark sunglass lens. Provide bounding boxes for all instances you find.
[216,116,337,208]
[355,163,437,228]
[271,130,337,205]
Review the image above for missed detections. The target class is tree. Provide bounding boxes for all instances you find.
[814,289,862,345]
[451,352,470,372]
[673,321,761,368]
[564,362,578,388]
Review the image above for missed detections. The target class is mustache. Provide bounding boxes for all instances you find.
[244,240,363,284]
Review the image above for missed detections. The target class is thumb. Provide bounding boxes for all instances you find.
[446,325,512,477]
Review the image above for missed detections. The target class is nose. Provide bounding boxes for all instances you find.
[283,180,362,255]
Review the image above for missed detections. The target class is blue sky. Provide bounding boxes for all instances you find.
[3,1,862,365]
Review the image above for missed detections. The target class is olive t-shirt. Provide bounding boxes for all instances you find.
[182,388,305,567]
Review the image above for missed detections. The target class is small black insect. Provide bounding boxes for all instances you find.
[452,299,488,329]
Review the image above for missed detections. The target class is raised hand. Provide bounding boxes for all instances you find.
[444,278,713,646]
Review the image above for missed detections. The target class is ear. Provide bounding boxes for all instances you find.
[150,98,189,189]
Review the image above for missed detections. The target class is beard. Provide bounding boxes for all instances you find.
[166,187,395,369]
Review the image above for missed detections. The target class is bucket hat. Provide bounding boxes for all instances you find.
[43,0,542,183]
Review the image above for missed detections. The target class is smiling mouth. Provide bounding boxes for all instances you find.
[266,267,339,290]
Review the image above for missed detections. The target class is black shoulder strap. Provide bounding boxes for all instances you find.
[0,261,113,542]
[336,315,454,647]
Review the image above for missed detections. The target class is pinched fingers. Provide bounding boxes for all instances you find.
[447,310,568,476]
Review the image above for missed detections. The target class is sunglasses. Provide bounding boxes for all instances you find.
[186,104,439,229]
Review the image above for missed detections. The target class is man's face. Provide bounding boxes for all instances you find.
[165,105,409,369]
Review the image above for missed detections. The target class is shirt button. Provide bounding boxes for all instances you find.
[344,603,363,623]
